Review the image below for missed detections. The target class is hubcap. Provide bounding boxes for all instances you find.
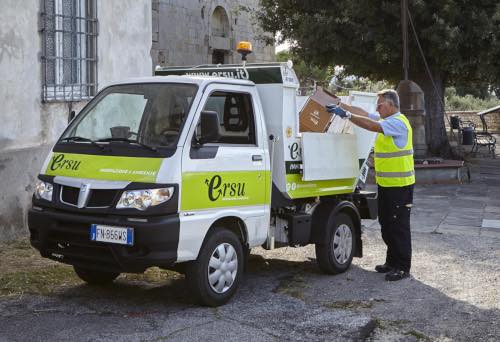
[208,242,238,294]
[332,224,353,264]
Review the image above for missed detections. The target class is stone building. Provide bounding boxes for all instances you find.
[0,0,275,241]
[152,0,275,67]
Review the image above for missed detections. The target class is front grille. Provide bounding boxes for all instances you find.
[60,185,119,208]
[88,189,119,207]
[61,186,79,205]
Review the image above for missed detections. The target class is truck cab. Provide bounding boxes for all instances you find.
[29,62,377,306]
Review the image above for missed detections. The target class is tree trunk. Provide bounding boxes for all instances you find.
[413,72,452,158]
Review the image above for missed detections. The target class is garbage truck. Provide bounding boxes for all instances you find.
[29,46,378,306]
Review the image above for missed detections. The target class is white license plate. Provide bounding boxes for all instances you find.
[90,224,134,246]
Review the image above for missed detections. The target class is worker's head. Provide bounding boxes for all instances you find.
[376,89,400,118]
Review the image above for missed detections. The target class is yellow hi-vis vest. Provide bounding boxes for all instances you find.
[374,114,415,187]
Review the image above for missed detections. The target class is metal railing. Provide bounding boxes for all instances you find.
[40,0,98,102]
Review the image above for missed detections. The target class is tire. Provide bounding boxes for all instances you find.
[186,229,244,307]
[315,212,356,274]
[73,266,120,285]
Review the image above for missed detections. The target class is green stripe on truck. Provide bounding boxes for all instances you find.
[285,175,357,199]
[44,152,163,183]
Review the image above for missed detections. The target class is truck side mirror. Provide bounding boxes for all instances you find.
[198,110,220,145]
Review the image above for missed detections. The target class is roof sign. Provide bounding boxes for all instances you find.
[155,63,297,85]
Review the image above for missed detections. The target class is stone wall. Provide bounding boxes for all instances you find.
[446,110,500,132]
[152,0,275,68]
[0,0,152,241]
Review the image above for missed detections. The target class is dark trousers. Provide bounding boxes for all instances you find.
[377,184,414,272]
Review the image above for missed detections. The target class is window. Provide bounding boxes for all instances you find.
[201,91,256,145]
[62,84,197,148]
[41,0,98,102]
[73,92,146,140]
[212,49,227,64]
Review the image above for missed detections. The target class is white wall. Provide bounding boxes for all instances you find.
[98,0,152,87]
[0,0,152,241]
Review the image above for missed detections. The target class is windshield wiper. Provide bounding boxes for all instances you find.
[59,136,104,151]
[96,137,158,152]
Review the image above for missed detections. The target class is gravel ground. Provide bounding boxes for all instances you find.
[248,217,500,341]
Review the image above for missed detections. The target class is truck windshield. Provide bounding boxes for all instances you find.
[61,83,197,148]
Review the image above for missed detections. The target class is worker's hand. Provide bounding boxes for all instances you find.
[325,102,341,112]
[326,104,351,119]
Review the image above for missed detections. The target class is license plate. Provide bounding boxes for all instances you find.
[90,224,134,246]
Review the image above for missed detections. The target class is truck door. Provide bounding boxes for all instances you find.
[177,84,270,261]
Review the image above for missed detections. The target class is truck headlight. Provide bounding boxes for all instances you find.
[35,180,53,201]
[116,187,174,211]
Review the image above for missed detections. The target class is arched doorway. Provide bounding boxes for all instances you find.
[210,6,230,64]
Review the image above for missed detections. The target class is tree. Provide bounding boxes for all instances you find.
[445,87,500,111]
[257,0,500,156]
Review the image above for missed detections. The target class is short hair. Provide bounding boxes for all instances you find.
[377,89,400,109]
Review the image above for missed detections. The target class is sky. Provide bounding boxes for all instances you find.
[275,42,289,53]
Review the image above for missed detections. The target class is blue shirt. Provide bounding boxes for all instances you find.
[368,112,408,149]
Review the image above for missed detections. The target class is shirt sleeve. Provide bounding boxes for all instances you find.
[379,117,408,149]
[368,112,381,120]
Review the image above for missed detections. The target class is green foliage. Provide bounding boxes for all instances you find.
[258,0,500,88]
[445,87,500,111]
[258,0,500,156]
[276,50,391,94]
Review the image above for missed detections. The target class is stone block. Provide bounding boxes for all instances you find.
[0,145,52,241]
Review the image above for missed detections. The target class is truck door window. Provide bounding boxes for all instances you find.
[200,91,256,145]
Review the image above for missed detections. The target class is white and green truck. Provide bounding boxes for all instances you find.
[29,61,378,306]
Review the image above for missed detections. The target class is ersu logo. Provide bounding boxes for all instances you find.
[50,154,82,171]
[205,175,246,201]
[288,142,301,160]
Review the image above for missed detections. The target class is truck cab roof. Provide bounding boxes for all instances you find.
[106,75,256,89]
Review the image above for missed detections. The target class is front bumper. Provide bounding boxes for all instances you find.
[28,207,180,273]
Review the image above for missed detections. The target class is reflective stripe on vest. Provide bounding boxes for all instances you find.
[374,114,415,187]
[376,170,415,178]
[374,149,414,158]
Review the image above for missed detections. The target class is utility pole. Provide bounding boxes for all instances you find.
[401,0,409,80]
[397,0,428,157]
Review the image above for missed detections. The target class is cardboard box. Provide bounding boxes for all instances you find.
[299,87,352,134]
[298,87,354,134]
[299,87,338,132]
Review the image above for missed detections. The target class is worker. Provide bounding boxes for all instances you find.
[326,90,414,281]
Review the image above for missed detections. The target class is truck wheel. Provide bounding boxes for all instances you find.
[186,229,243,307]
[315,212,356,274]
[73,266,120,285]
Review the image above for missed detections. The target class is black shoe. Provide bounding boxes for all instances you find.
[375,264,393,273]
[385,269,410,281]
